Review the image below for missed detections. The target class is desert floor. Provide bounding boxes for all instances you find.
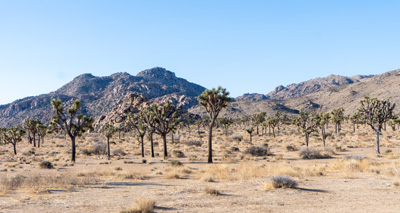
[1,123,400,213]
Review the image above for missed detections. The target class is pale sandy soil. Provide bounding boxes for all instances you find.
[1,124,400,213]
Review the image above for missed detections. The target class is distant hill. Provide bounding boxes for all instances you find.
[0,67,205,127]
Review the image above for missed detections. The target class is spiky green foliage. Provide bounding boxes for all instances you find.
[331,107,345,135]
[198,86,231,163]
[292,109,317,147]
[144,101,181,158]
[358,96,395,154]
[2,126,26,155]
[50,99,94,162]
[218,116,234,136]
[313,112,330,146]
[246,126,254,143]
[102,124,117,160]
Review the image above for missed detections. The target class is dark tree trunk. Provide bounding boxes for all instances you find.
[163,134,168,159]
[13,143,17,155]
[118,130,121,139]
[150,133,154,158]
[376,130,380,154]
[249,133,252,143]
[272,128,275,138]
[353,122,355,132]
[33,135,36,147]
[71,136,76,163]
[38,136,41,148]
[208,125,213,163]
[256,125,259,135]
[171,134,174,144]
[305,133,309,147]
[322,127,326,147]
[141,136,145,158]
[107,137,111,160]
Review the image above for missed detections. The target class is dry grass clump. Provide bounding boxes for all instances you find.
[169,160,182,166]
[204,186,221,195]
[39,161,54,169]
[299,147,331,159]
[0,173,97,194]
[120,198,156,213]
[264,175,298,189]
[330,158,375,173]
[183,139,202,147]
[91,142,107,155]
[113,148,127,156]
[172,150,185,158]
[244,146,271,157]
[229,134,243,142]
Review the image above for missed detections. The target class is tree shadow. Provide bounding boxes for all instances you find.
[296,187,329,193]
[155,206,179,211]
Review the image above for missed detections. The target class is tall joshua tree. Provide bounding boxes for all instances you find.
[50,99,94,162]
[2,126,25,155]
[126,111,148,158]
[358,96,395,154]
[331,107,344,135]
[198,86,231,163]
[24,119,39,147]
[141,108,157,158]
[313,112,330,146]
[293,109,317,147]
[102,124,117,160]
[147,101,181,159]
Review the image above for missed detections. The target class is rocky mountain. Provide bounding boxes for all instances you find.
[0,67,205,127]
[235,93,268,102]
[191,70,398,118]
[266,74,374,100]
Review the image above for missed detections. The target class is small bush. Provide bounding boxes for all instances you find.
[39,161,54,169]
[230,147,240,152]
[345,155,366,161]
[269,175,298,189]
[183,139,202,147]
[120,198,155,213]
[229,134,243,142]
[91,142,107,155]
[113,148,126,156]
[244,146,271,157]
[81,149,91,156]
[286,145,297,152]
[204,186,221,195]
[172,150,185,158]
[299,147,330,159]
[169,160,182,166]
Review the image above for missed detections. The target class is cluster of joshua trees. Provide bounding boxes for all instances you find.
[0,85,397,163]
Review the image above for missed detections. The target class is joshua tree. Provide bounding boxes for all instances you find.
[331,107,344,135]
[146,101,181,159]
[252,112,266,135]
[126,111,148,158]
[313,112,330,146]
[267,116,279,138]
[218,116,233,136]
[246,127,254,143]
[102,124,117,160]
[141,108,157,158]
[24,119,40,147]
[36,123,48,147]
[2,126,25,155]
[199,87,231,163]
[350,112,362,132]
[50,99,94,162]
[293,109,317,147]
[357,96,395,154]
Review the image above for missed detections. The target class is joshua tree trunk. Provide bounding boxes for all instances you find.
[141,136,145,158]
[107,137,111,160]
[353,122,356,132]
[208,124,213,163]
[375,130,380,154]
[33,136,36,147]
[321,127,326,147]
[305,133,309,147]
[150,133,155,158]
[256,125,259,135]
[162,134,168,159]
[272,128,276,138]
[38,136,41,148]
[249,133,252,143]
[13,143,17,155]
[71,136,76,163]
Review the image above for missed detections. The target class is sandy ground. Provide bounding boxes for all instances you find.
[1,124,400,212]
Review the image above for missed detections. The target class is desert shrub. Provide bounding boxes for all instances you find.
[269,175,298,189]
[344,155,366,160]
[286,145,297,152]
[229,134,243,141]
[0,175,25,192]
[169,160,182,166]
[183,139,202,147]
[39,161,54,169]
[230,147,240,152]
[244,146,271,157]
[204,186,221,195]
[91,142,107,155]
[113,148,126,156]
[299,147,330,159]
[172,150,185,158]
[120,198,155,213]
[81,149,91,156]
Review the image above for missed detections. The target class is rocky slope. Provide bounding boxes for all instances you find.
[0,67,205,127]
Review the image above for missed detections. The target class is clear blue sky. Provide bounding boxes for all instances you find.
[1,0,400,105]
